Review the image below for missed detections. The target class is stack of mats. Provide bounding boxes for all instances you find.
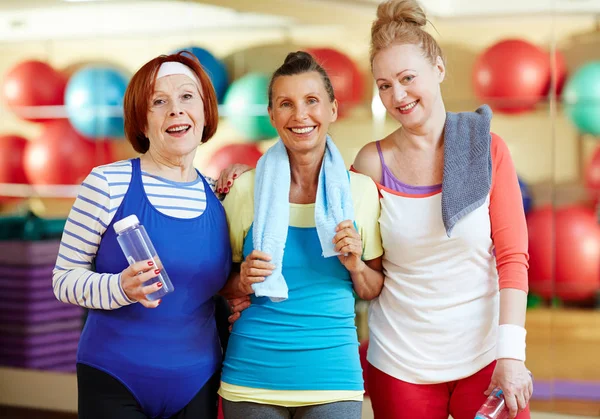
[0,213,83,373]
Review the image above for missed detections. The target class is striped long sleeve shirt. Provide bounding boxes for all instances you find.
[52,160,217,310]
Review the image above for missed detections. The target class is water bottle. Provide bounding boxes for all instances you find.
[475,372,532,419]
[113,214,174,301]
[475,387,511,419]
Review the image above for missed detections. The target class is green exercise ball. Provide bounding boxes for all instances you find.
[223,73,277,141]
[563,61,600,136]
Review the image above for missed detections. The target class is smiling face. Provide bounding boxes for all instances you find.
[372,43,445,131]
[268,71,338,155]
[145,74,205,159]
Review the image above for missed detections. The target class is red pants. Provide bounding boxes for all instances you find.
[367,361,530,419]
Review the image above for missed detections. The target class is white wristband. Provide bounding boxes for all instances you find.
[496,324,527,361]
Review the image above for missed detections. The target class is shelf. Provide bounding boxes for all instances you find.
[0,183,79,199]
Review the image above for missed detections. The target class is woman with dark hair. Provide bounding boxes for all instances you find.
[218,51,384,419]
[52,52,240,419]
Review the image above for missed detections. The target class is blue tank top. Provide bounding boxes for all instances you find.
[221,224,363,391]
[78,158,231,396]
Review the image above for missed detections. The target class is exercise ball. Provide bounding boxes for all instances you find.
[305,47,364,117]
[223,73,277,141]
[585,146,600,200]
[0,135,29,203]
[547,50,567,97]
[518,177,532,214]
[62,60,107,78]
[65,65,129,139]
[527,205,600,301]
[563,61,600,136]
[175,47,229,102]
[1,60,67,123]
[473,39,550,113]
[24,120,113,185]
[204,143,263,179]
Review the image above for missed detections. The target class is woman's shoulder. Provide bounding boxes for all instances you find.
[490,132,507,148]
[92,159,134,176]
[82,160,134,197]
[353,141,380,166]
[224,169,255,203]
[352,140,383,183]
[349,171,378,201]
[235,169,256,188]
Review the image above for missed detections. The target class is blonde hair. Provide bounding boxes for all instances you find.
[370,0,444,67]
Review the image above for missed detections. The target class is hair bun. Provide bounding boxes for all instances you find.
[376,0,427,28]
[283,51,315,66]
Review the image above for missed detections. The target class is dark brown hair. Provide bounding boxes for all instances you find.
[268,51,335,108]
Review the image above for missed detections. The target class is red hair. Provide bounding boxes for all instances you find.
[123,52,219,153]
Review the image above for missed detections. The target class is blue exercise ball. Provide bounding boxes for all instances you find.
[563,61,600,136]
[518,176,532,214]
[65,65,129,139]
[175,47,229,103]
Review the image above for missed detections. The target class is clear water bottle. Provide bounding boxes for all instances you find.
[476,372,532,419]
[113,214,174,301]
[475,387,510,419]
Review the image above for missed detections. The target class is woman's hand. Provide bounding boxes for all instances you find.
[120,260,163,308]
[216,164,253,194]
[333,220,365,274]
[227,295,251,332]
[239,250,274,295]
[485,359,533,418]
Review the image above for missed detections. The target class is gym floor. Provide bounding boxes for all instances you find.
[2,403,597,419]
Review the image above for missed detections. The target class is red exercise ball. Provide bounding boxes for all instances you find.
[527,205,600,301]
[24,120,113,185]
[473,39,550,114]
[305,48,364,117]
[0,134,28,184]
[584,146,600,200]
[1,60,67,123]
[204,143,263,179]
[0,134,29,203]
[547,50,567,97]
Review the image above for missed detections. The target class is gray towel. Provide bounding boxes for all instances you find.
[442,105,493,236]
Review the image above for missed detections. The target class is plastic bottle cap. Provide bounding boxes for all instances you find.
[113,214,140,234]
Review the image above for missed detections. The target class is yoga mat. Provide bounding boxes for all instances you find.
[0,240,60,266]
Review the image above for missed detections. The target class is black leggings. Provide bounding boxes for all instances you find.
[77,364,220,419]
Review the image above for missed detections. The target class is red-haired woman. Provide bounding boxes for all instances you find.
[52,53,239,419]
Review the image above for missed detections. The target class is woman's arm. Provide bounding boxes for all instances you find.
[214,164,254,195]
[349,257,384,301]
[486,134,532,418]
[489,134,529,329]
[219,253,273,329]
[218,170,261,317]
[52,166,136,310]
[219,264,244,300]
[334,220,384,301]
[341,172,385,300]
[219,250,274,300]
